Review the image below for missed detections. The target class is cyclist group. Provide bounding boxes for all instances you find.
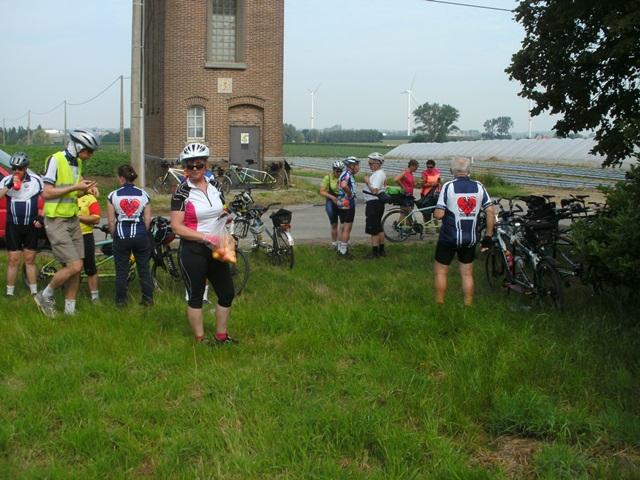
[320,154,494,306]
[1,135,237,348]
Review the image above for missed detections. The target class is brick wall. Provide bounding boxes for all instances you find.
[144,0,284,172]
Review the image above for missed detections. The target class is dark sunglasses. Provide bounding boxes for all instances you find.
[186,163,206,170]
[11,167,26,171]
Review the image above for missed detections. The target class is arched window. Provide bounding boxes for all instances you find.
[187,106,205,140]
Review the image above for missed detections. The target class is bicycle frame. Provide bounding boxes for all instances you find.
[382,206,438,242]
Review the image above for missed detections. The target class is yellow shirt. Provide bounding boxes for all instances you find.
[77,194,100,235]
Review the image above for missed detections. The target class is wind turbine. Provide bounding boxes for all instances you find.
[308,84,321,130]
[400,74,418,136]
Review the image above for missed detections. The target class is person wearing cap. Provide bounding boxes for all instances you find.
[33,129,100,318]
[0,152,44,298]
[433,156,494,306]
[363,152,387,259]
[336,157,360,259]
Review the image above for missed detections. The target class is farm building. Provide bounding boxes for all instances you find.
[386,138,636,170]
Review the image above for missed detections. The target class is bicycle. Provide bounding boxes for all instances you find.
[149,216,249,297]
[228,189,294,269]
[24,225,136,290]
[484,198,564,310]
[153,160,185,194]
[382,201,439,242]
[216,159,287,192]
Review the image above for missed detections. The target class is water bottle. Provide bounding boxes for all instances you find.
[13,174,22,191]
[505,249,514,271]
[514,255,524,271]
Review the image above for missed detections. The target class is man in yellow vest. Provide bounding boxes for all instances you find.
[34,129,100,318]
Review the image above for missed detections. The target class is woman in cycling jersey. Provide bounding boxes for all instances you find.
[319,160,344,250]
[170,143,238,347]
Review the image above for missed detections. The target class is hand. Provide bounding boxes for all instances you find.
[33,215,44,228]
[202,233,220,247]
[219,212,234,224]
[480,235,493,251]
[77,180,97,193]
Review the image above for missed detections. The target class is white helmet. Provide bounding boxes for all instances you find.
[332,160,344,170]
[180,143,210,162]
[70,129,100,152]
[368,152,384,164]
[10,152,30,168]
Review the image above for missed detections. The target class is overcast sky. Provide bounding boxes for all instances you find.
[0,0,559,135]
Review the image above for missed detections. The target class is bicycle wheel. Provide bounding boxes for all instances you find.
[268,171,285,191]
[535,259,564,311]
[153,175,172,195]
[230,247,249,296]
[382,209,413,242]
[216,175,232,195]
[485,247,508,293]
[271,229,294,269]
[151,248,183,293]
[23,247,58,290]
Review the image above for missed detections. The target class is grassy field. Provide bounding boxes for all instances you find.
[1,243,639,478]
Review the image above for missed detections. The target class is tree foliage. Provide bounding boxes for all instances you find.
[572,165,640,290]
[412,102,460,143]
[506,0,640,167]
[482,117,514,139]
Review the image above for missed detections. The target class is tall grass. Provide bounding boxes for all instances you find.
[1,243,638,478]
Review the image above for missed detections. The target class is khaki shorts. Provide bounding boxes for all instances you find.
[44,216,85,264]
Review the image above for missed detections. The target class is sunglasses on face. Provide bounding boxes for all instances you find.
[11,167,26,171]
[186,163,206,170]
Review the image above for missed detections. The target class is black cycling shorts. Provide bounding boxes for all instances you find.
[337,207,356,224]
[364,200,385,235]
[5,222,40,252]
[434,240,476,266]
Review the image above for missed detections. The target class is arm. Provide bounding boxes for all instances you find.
[78,213,100,226]
[42,179,96,200]
[394,170,406,187]
[340,178,353,198]
[434,208,445,220]
[143,203,152,231]
[0,185,9,201]
[484,205,495,236]
[106,201,116,236]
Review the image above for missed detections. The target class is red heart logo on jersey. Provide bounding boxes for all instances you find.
[120,199,140,216]
[457,196,477,215]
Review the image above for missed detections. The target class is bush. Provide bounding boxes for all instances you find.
[572,163,640,291]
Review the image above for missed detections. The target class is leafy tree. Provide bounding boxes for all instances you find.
[483,117,514,139]
[412,102,460,142]
[100,129,131,143]
[304,129,320,143]
[283,123,299,143]
[506,0,640,167]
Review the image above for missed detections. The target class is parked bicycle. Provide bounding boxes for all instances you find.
[381,191,439,242]
[149,216,249,297]
[24,225,136,290]
[484,197,564,310]
[228,189,294,269]
[153,160,185,194]
[215,159,287,192]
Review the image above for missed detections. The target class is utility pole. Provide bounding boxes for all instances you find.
[2,118,5,145]
[131,0,145,186]
[27,110,31,145]
[120,75,125,153]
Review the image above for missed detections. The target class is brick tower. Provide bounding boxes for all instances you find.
[143,0,284,172]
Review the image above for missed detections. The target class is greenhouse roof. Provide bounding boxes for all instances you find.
[386,138,636,169]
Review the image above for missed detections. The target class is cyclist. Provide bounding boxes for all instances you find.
[0,152,44,298]
[77,190,101,303]
[34,129,100,317]
[319,160,344,250]
[107,164,153,307]
[419,159,442,228]
[433,156,494,306]
[170,142,239,347]
[363,152,387,259]
[336,157,360,260]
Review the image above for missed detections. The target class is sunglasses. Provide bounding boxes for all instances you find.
[11,167,26,171]
[186,163,206,170]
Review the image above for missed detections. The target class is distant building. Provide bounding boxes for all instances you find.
[143,0,284,170]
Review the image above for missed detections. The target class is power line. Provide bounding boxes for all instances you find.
[32,101,65,116]
[67,76,122,106]
[425,0,513,13]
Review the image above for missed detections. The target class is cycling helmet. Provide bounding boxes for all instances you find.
[180,143,210,162]
[368,152,384,164]
[151,216,176,245]
[69,129,101,152]
[342,156,360,168]
[332,160,344,170]
[9,152,30,168]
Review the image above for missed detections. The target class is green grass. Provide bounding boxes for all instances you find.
[1,244,639,478]
[283,143,397,158]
